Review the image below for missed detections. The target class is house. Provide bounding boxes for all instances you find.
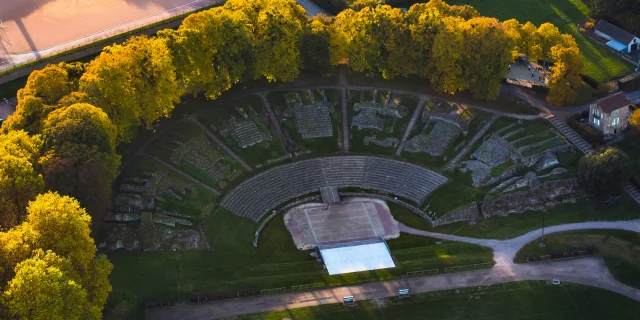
[588,92,632,135]
[594,20,640,53]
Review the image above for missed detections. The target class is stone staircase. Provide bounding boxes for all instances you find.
[545,115,593,154]
[545,115,640,205]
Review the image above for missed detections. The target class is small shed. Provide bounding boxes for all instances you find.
[594,20,640,53]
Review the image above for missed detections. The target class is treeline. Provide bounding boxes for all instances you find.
[588,0,640,36]
[0,1,581,317]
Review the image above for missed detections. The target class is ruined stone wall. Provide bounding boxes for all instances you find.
[433,203,481,226]
[481,178,588,217]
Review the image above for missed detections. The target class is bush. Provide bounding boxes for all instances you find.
[567,117,604,146]
[579,147,633,197]
[619,73,640,92]
[584,21,595,29]
[579,27,586,33]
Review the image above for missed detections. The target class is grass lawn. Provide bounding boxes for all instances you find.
[445,0,634,82]
[421,195,639,239]
[105,207,492,319]
[514,230,640,289]
[197,94,287,166]
[239,281,640,319]
[421,181,485,216]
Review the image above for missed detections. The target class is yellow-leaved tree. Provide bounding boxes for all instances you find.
[0,192,113,318]
[80,36,181,143]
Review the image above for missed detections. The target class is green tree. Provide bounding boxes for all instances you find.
[42,103,116,154]
[80,36,181,143]
[579,147,633,197]
[301,15,336,76]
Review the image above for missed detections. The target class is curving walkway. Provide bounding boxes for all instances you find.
[148,219,640,320]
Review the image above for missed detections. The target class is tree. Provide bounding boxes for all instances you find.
[630,109,640,129]
[429,16,466,95]
[0,130,42,164]
[333,6,409,78]
[0,155,45,229]
[224,0,307,82]
[547,44,583,105]
[18,64,72,105]
[38,104,120,226]
[301,15,335,76]
[536,23,562,67]
[0,193,113,317]
[461,17,512,99]
[350,0,384,11]
[405,3,443,78]
[80,36,181,143]
[2,250,100,320]
[42,103,117,154]
[579,147,633,197]
[158,8,253,99]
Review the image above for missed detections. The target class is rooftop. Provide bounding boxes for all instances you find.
[596,92,631,113]
[595,20,637,45]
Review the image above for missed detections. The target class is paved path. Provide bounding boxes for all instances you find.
[396,96,427,156]
[443,116,497,171]
[190,118,252,171]
[295,0,330,16]
[140,153,221,195]
[148,219,640,320]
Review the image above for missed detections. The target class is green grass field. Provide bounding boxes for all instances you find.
[446,0,634,82]
[239,281,640,319]
[515,230,640,289]
[105,208,492,319]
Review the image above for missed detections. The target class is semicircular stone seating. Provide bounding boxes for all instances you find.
[221,156,448,221]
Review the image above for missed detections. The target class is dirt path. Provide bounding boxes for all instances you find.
[258,92,290,153]
[396,95,427,155]
[189,118,252,171]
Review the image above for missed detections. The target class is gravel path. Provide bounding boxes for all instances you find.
[258,92,290,153]
[395,95,427,156]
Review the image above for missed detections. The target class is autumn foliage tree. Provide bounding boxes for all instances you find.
[0,192,112,318]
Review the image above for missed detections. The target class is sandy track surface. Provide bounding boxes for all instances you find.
[1,0,200,53]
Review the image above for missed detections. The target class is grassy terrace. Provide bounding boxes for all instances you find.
[240,281,640,319]
[447,0,634,82]
[105,207,492,319]
[515,230,640,289]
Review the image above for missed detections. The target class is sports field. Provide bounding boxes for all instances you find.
[0,0,200,53]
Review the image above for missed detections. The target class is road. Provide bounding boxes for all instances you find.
[147,219,640,319]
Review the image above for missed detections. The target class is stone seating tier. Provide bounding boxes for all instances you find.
[221,156,448,221]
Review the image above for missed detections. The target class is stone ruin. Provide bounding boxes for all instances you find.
[458,122,572,188]
[351,90,409,131]
[215,104,272,149]
[162,132,243,187]
[103,171,209,252]
[404,106,469,156]
[281,90,334,139]
[433,176,588,226]
[363,135,399,148]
